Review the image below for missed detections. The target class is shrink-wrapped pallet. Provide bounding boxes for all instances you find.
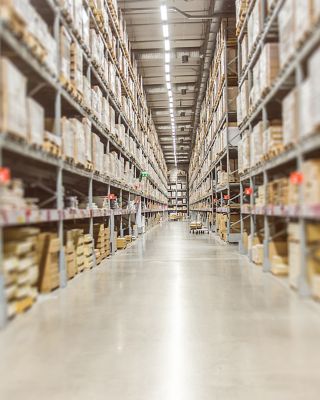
[73,0,83,35]
[82,6,90,49]
[70,41,83,93]
[91,86,102,121]
[27,97,44,146]
[83,118,92,163]
[102,98,110,130]
[302,159,320,205]
[0,57,27,139]
[60,26,72,81]
[278,0,295,69]
[71,119,86,166]
[61,118,73,161]
[82,76,91,109]
[57,0,73,19]
[309,48,320,131]
[260,43,279,94]
[242,130,251,171]
[299,78,313,138]
[282,88,299,146]
[92,134,104,173]
[250,122,264,167]
[264,122,283,155]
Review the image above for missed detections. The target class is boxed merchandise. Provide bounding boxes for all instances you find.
[306,223,320,299]
[70,41,83,93]
[71,119,86,166]
[260,43,279,94]
[65,240,76,279]
[83,118,92,163]
[117,237,127,250]
[61,117,74,160]
[4,227,40,317]
[282,88,299,146]
[38,232,60,293]
[309,48,320,131]
[60,26,72,81]
[302,159,320,205]
[252,244,264,265]
[270,240,288,276]
[250,122,264,167]
[288,223,301,289]
[278,0,296,69]
[0,57,27,139]
[27,97,44,146]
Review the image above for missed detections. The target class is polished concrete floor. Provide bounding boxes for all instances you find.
[1,221,320,399]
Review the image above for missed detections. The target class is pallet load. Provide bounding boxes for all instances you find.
[288,223,301,289]
[66,229,85,272]
[83,234,94,270]
[307,223,320,300]
[104,227,111,257]
[92,224,106,262]
[3,227,40,318]
[116,237,127,250]
[0,57,27,139]
[65,239,77,280]
[270,240,289,276]
[38,232,60,293]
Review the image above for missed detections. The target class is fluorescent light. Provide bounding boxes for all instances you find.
[160,4,168,21]
[165,64,170,73]
[165,52,170,63]
[166,73,170,82]
[162,24,169,38]
[168,90,173,98]
[166,82,171,90]
[164,39,170,51]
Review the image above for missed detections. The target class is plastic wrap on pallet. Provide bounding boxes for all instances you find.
[70,41,83,94]
[82,76,91,109]
[302,159,320,205]
[260,43,279,94]
[299,78,313,138]
[82,6,90,49]
[101,98,110,130]
[282,88,299,146]
[61,117,74,160]
[92,134,103,173]
[278,0,296,69]
[71,119,86,166]
[60,26,72,80]
[73,0,82,35]
[0,57,27,139]
[251,122,264,167]
[83,118,92,163]
[58,0,74,19]
[27,97,44,146]
[309,47,320,132]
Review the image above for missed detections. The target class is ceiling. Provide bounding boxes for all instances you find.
[119,0,234,166]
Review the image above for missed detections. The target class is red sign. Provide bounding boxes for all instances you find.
[245,187,253,195]
[107,194,117,200]
[224,194,230,200]
[290,171,303,185]
[0,167,10,184]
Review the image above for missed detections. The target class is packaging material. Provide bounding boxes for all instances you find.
[302,159,320,205]
[0,57,27,139]
[70,41,83,93]
[282,88,299,146]
[27,97,44,146]
[60,26,72,80]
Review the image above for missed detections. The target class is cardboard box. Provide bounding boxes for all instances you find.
[27,97,44,146]
[0,57,27,138]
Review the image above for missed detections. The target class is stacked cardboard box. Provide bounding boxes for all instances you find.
[4,227,40,317]
[270,240,288,276]
[38,232,60,293]
[83,234,94,270]
[65,239,77,279]
[307,223,320,299]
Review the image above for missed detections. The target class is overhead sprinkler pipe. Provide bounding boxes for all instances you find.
[122,7,232,20]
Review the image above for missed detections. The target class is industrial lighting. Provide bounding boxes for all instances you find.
[160,4,168,21]
[165,52,170,63]
[167,82,171,90]
[166,73,170,82]
[168,89,173,97]
[162,24,169,38]
[164,39,170,51]
[165,64,170,73]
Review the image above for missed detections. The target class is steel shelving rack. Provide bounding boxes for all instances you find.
[168,172,188,216]
[189,17,240,241]
[237,0,320,297]
[0,0,169,327]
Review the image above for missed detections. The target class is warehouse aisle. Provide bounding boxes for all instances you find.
[1,222,320,400]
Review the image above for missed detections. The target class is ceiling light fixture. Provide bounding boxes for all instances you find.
[162,24,169,38]
[165,64,170,73]
[164,39,170,51]
[165,52,170,63]
[160,4,168,21]
[166,73,170,82]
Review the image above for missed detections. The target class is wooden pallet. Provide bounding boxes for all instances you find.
[15,296,34,314]
[43,140,61,158]
[265,144,285,160]
[85,161,94,171]
[24,31,47,63]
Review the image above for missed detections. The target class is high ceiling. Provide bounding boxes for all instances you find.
[119,0,234,166]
